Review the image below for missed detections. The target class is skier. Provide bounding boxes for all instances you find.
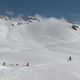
[26,62,29,66]
[12,24,14,26]
[2,62,6,66]
[69,56,72,61]
[16,64,19,66]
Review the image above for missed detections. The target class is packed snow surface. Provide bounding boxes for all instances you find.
[0,15,80,80]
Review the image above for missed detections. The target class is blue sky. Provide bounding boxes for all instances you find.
[0,0,80,22]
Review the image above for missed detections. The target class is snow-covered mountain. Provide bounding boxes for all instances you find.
[0,15,80,80]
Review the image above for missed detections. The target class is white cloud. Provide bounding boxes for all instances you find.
[5,10,14,15]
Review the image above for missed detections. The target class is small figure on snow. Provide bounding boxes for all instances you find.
[69,56,72,61]
[16,64,19,66]
[2,62,6,66]
[26,62,29,66]
[12,24,14,26]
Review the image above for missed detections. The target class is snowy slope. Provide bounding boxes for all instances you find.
[0,15,80,80]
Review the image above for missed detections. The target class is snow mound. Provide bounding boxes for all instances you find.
[0,15,79,43]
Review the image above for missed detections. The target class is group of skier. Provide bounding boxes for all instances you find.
[2,62,30,67]
[2,56,72,67]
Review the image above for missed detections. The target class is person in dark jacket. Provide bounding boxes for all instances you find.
[26,62,29,66]
[69,56,72,61]
[2,62,6,66]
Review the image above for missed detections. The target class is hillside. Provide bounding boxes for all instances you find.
[0,15,80,80]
